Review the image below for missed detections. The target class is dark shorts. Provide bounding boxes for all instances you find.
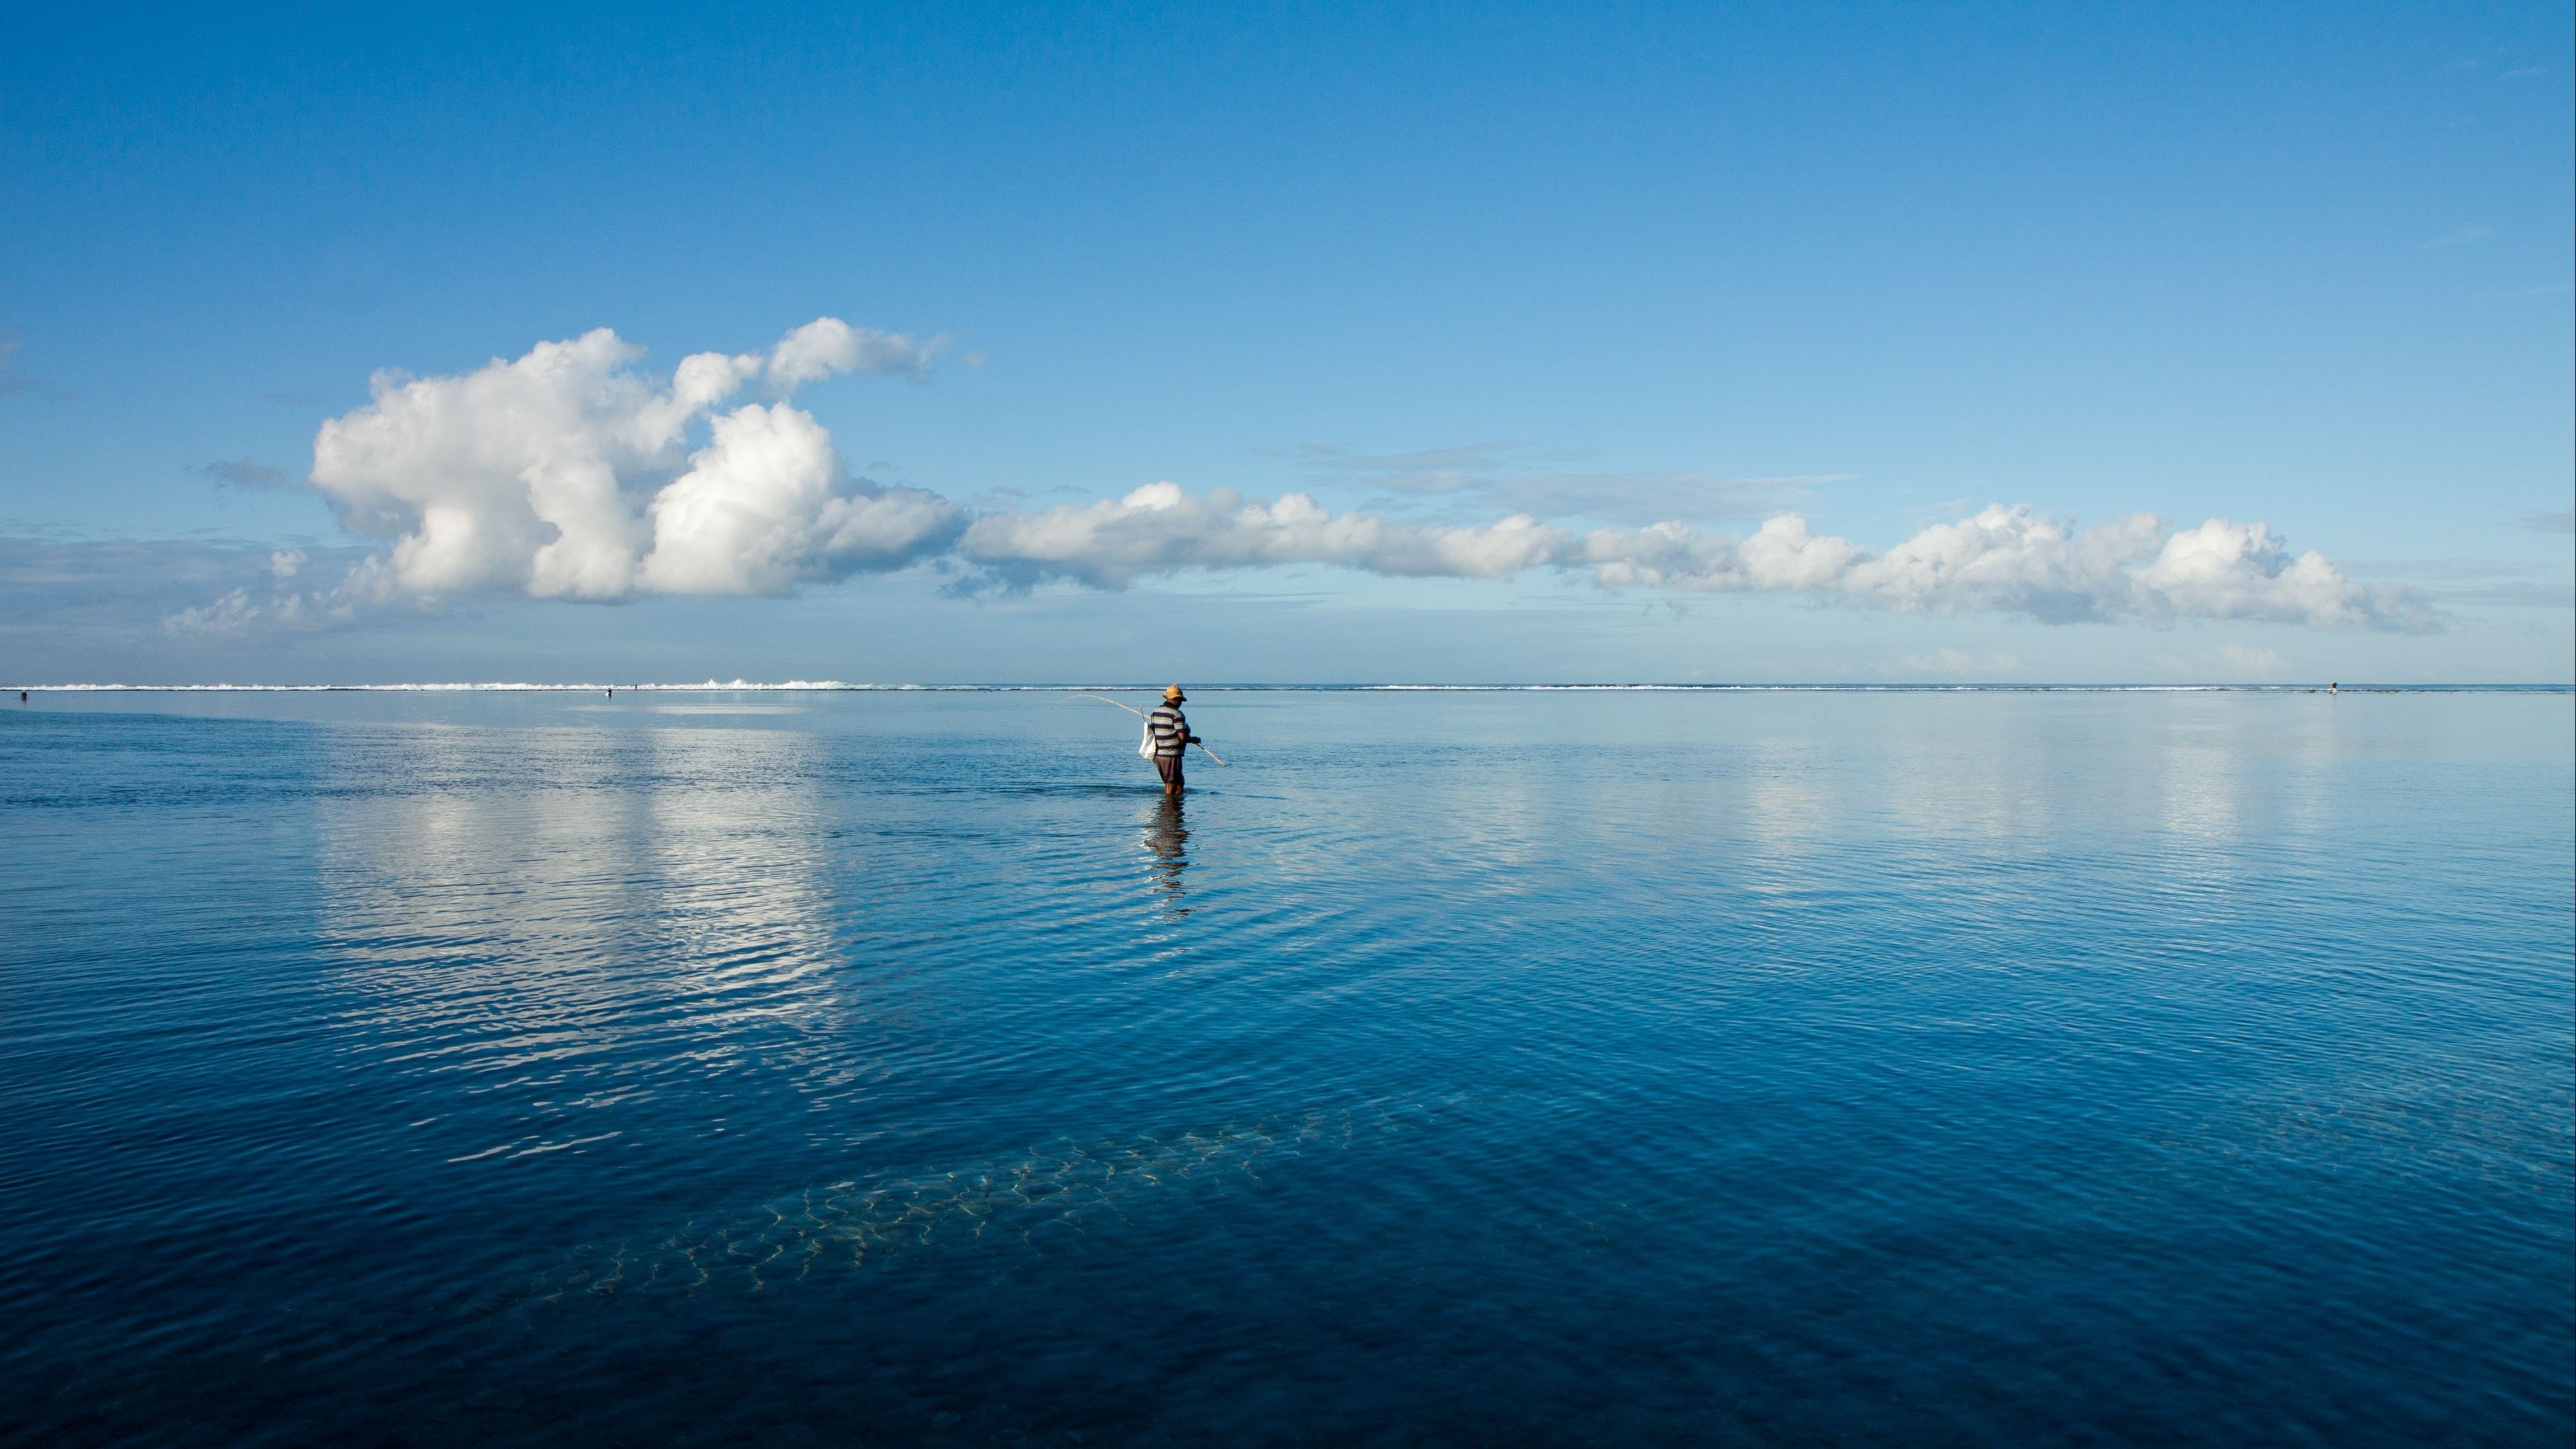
[1154,752,1185,784]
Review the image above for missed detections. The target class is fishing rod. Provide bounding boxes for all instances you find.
[1067,693,1230,765]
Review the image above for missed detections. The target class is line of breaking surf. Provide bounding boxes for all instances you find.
[8,681,2568,694]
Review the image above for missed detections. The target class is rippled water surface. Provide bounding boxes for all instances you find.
[3,689,2569,1446]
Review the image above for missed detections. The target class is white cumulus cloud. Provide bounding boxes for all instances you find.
[2133,518,2416,628]
[765,317,944,386]
[1563,504,2428,629]
[639,402,961,596]
[960,488,2433,630]
[957,483,1570,589]
[308,321,959,602]
[287,325,2432,635]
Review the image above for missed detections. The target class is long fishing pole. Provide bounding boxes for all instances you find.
[1067,694,1229,765]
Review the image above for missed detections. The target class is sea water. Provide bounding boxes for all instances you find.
[2,687,2568,1446]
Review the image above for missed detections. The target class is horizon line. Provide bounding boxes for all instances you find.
[8,681,2571,695]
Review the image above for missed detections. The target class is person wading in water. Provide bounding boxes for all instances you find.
[1148,685,1203,795]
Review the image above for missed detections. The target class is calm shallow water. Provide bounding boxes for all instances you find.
[2,689,2568,1446]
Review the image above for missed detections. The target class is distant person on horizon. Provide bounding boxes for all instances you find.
[1148,686,1202,795]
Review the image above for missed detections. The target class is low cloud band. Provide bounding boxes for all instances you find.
[264,324,2436,635]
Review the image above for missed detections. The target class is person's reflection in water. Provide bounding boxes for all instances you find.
[1143,794,1190,912]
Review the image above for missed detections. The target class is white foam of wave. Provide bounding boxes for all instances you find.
[8,681,2557,694]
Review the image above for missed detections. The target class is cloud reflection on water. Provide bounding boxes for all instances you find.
[313,723,863,1160]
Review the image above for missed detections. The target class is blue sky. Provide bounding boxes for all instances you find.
[2,1,2568,684]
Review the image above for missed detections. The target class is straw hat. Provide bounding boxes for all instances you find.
[1163,684,1185,702]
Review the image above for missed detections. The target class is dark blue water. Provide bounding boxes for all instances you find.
[3,689,2569,1446]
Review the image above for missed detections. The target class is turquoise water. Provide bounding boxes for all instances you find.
[2,688,2568,1445]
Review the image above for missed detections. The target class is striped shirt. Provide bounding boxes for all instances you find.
[1148,704,1189,757]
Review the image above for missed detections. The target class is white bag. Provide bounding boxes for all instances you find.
[1140,721,1157,759]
